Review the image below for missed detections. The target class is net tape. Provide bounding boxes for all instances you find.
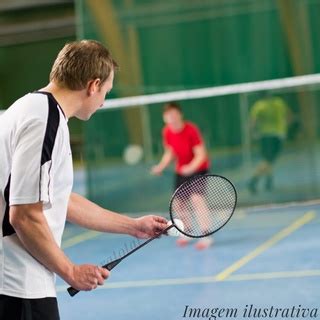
[1,74,320,116]
[102,73,320,109]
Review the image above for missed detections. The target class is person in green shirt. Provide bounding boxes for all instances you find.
[248,93,291,193]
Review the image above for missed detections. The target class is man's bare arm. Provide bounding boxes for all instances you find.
[67,193,167,239]
[10,203,108,291]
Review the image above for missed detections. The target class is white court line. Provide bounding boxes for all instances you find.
[58,211,317,293]
[62,230,101,249]
[56,269,320,293]
[215,211,316,280]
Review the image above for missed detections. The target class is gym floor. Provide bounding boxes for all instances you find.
[56,202,320,320]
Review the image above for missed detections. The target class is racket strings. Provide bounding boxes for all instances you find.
[171,175,236,237]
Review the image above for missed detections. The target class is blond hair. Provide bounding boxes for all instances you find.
[50,40,118,90]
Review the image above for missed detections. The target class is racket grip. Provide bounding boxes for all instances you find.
[102,258,122,271]
[67,259,121,297]
[67,286,79,297]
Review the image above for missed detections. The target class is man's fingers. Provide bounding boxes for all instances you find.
[97,278,104,286]
[84,280,97,291]
[91,284,97,290]
[94,273,104,286]
[154,216,168,224]
[151,216,168,232]
[154,220,168,232]
[72,264,111,291]
[99,267,109,279]
[94,267,107,285]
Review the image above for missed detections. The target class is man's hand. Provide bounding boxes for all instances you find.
[133,215,168,239]
[68,264,109,291]
[150,148,174,176]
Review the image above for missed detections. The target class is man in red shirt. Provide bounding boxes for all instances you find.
[151,102,213,250]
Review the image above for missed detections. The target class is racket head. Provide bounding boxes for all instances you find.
[169,174,237,238]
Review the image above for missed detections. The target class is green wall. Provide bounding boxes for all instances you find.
[80,0,320,157]
[78,0,320,211]
[0,38,74,108]
[0,4,83,158]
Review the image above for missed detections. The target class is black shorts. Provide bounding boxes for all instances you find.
[0,295,60,320]
[175,169,209,190]
[260,136,283,163]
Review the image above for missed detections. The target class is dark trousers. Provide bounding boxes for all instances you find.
[175,169,209,190]
[0,294,60,320]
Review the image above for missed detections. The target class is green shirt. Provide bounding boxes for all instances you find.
[250,96,289,138]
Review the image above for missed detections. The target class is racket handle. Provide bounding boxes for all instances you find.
[67,258,122,297]
[102,258,122,271]
[67,286,79,297]
[67,228,172,297]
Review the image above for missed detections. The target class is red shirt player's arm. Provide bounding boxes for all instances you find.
[188,122,204,146]
[160,128,175,168]
[151,127,174,175]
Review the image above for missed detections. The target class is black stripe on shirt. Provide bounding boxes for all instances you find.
[37,92,60,201]
[36,92,60,165]
[2,175,15,237]
[2,93,60,237]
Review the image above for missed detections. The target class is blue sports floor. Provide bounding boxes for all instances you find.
[57,202,320,320]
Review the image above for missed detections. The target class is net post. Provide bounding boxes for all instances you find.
[239,92,252,172]
[140,105,154,162]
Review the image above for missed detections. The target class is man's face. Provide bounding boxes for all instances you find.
[77,70,114,120]
[163,108,183,131]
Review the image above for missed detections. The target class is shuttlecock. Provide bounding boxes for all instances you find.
[167,219,185,237]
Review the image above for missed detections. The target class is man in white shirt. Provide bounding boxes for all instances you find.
[0,40,168,320]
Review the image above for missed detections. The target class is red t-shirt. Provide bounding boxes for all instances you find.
[163,121,210,174]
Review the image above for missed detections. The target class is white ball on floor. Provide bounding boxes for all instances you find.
[167,219,185,237]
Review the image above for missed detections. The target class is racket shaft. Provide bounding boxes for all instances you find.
[105,225,173,266]
[67,225,174,297]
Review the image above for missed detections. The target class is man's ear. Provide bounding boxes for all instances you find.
[86,78,101,96]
